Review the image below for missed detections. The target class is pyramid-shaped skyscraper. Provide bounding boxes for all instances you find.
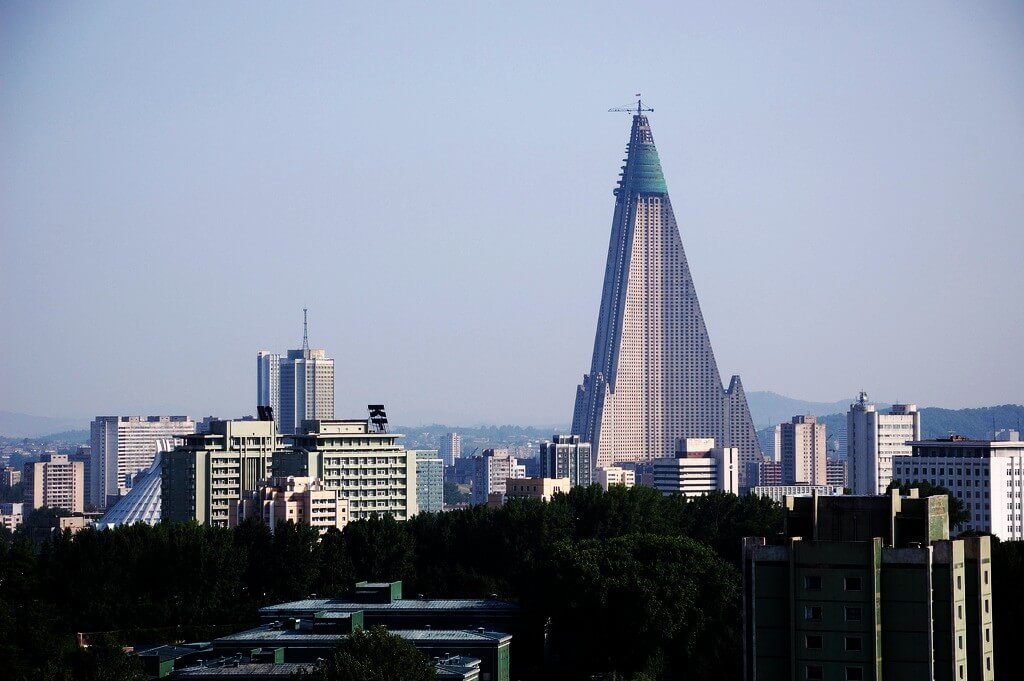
[572,110,762,479]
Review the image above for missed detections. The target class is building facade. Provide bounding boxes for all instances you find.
[826,457,848,488]
[893,434,1024,539]
[505,477,570,502]
[743,491,994,681]
[272,419,417,522]
[652,438,739,498]
[748,484,845,503]
[596,466,636,490]
[161,419,281,527]
[0,502,24,531]
[414,450,444,514]
[23,452,85,513]
[229,476,349,534]
[1,466,22,488]
[256,350,281,419]
[90,415,195,508]
[539,435,593,488]
[571,110,762,475]
[278,348,335,435]
[439,433,462,468]
[470,450,524,505]
[780,415,826,486]
[847,394,921,495]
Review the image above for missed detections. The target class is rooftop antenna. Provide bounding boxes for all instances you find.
[609,93,654,116]
[302,307,309,352]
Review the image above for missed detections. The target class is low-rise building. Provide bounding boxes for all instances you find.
[229,476,348,534]
[596,466,636,490]
[272,419,417,522]
[652,438,739,497]
[893,434,1024,539]
[743,490,994,681]
[23,453,85,513]
[0,502,24,530]
[748,484,845,503]
[505,477,570,502]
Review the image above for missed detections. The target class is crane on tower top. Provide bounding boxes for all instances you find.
[609,94,654,116]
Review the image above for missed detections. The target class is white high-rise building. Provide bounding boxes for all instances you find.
[471,449,524,505]
[652,438,739,497]
[90,416,195,508]
[439,432,462,467]
[279,348,335,435]
[539,435,593,488]
[257,350,281,418]
[571,106,762,479]
[847,393,921,495]
[779,415,827,486]
[893,433,1024,538]
[257,311,335,434]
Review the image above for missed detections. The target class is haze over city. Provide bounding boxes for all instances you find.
[2,2,1022,425]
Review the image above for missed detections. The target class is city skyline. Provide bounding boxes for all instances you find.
[2,3,1022,425]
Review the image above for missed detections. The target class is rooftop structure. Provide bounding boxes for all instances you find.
[652,438,739,497]
[95,452,163,528]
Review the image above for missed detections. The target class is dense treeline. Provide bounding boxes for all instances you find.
[2,485,1023,679]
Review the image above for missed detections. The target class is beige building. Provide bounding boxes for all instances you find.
[779,415,826,486]
[229,476,349,534]
[505,477,570,502]
[162,419,282,527]
[272,419,417,522]
[23,453,85,513]
[596,466,636,490]
[652,438,739,497]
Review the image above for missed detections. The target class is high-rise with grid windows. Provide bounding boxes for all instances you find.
[572,112,762,480]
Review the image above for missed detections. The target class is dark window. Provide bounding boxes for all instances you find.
[844,576,862,591]
[845,636,862,651]
[805,606,822,621]
[805,635,823,649]
[846,668,864,681]
[845,606,862,622]
[806,665,824,681]
[804,575,822,590]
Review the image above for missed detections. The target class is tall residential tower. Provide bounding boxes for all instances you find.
[572,105,761,476]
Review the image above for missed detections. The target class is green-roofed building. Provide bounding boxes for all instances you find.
[571,101,762,478]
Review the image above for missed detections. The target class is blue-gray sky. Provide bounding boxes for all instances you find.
[1,2,1022,425]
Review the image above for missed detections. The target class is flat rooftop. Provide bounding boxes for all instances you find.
[215,625,511,646]
[260,598,519,617]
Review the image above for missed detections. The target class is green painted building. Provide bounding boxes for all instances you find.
[743,489,994,681]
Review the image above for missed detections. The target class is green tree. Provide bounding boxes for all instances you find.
[342,516,414,583]
[304,626,437,681]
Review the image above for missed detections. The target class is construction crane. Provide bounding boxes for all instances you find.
[609,94,654,116]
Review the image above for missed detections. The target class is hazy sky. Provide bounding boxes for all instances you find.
[2,2,1022,425]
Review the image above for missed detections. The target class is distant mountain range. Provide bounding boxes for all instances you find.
[3,397,1022,446]
[0,411,89,439]
[744,391,888,429]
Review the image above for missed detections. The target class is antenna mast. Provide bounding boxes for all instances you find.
[302,308,309,352]
[608,93,654,115]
